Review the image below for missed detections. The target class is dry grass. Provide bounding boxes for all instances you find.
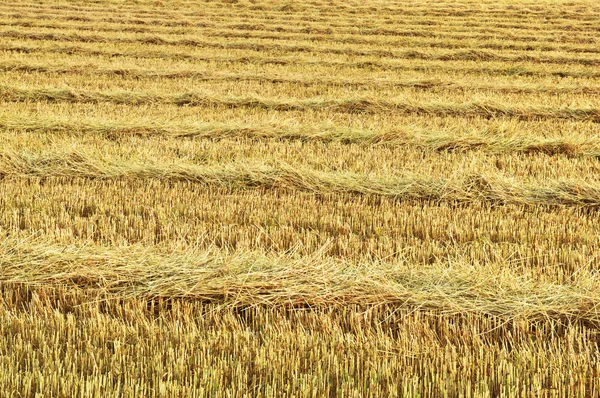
[4,41,600,79]
[2,114,600,157]
[2,0,600,396]
[1,86,599,122]
[4,151,600,206]
[4,239,600,321]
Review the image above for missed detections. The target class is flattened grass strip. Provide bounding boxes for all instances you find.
[2,61,600,94]
[2,29,600,65]
[2,240,600,324]
[1,116,598,157]
[4,43,599,78]
[2,152,600,206]
[2,86,599,121]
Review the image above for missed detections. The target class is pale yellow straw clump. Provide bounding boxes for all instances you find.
[1,0,600,396]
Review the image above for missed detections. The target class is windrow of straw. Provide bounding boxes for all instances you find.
[3,29,600,65]
[2,151,600,206]
[2,239,600,323]
[3,60,600,94]
[5,1,600,30]
[4,42,600,79]
[1,116,597,156]
[4,20,600,54]
[1,86,600,121]
[3,15,599,45]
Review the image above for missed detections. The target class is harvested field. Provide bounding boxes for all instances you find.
[1,0,600,396]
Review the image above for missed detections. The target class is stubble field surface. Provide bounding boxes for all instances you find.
[1,0,600,396]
